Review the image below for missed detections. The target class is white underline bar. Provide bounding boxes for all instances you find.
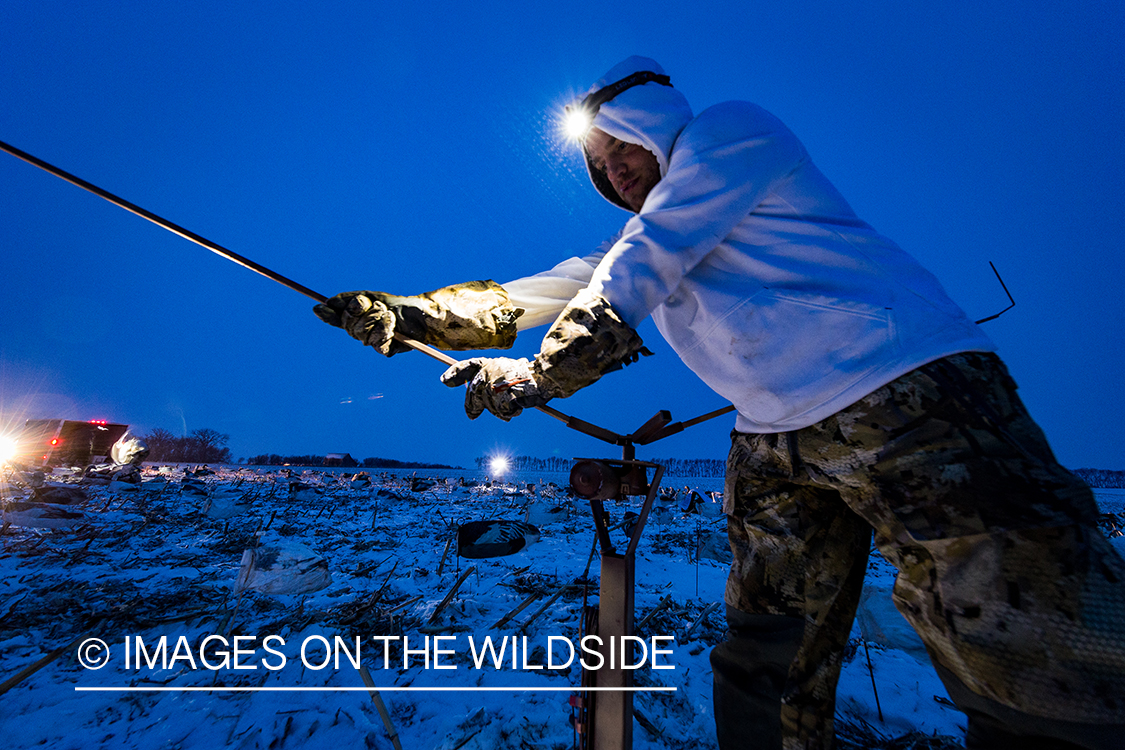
[75,686,677,693]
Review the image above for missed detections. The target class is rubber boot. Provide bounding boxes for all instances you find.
[711,606,804,750]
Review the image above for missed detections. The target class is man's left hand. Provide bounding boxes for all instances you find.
[440,357,559,421]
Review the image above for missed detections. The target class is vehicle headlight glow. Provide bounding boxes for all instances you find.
[0,434,18,464]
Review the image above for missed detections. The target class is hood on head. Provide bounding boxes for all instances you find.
[578,56,694,211]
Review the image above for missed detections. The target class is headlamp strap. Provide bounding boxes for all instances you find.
[582,70,672,111]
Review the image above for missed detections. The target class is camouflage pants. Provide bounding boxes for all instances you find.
[720,352,1125,750]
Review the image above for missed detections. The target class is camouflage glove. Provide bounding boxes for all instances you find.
[440,289,650,420]
[440,357,563,421]
[313,280,524,356]
[533,288,651,398]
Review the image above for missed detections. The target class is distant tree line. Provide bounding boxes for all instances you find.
[651,458,727,476]
[1073,468,1125,488]
[244,454,325,467]
[359,457,462,470]
[475,455,726,477]
[243,454,461,469]
[142,428,232,464]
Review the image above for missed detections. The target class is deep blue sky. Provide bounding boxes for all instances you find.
[2,2,1122,470]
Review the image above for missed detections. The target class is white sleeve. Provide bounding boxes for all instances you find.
[501,235,618,330]
[588,102,806,327]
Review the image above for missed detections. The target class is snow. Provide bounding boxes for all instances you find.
[0,466,1121,749]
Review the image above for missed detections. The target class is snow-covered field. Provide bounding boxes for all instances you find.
[1,465,1122,749]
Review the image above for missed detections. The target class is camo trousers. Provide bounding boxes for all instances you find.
[719,352,1125,750]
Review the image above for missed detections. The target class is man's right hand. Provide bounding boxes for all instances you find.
[313,281,524,357]
[440,356,560,421]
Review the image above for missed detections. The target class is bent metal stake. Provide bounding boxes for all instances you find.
[3,138,735,750]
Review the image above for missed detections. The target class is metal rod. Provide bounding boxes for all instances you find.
[862,638,885,722]
[0,141,493,374]
[974,261,1015,324]
[678,404,737,430]
[0,139,326,304]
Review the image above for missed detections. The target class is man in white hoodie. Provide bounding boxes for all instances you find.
[317,58,1125,750]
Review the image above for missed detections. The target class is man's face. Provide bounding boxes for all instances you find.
[584,127,661,212]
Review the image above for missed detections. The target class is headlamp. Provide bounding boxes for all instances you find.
[563,70,672,141]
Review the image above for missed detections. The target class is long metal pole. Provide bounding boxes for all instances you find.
[0,139,516,387]
[0,139,327,304]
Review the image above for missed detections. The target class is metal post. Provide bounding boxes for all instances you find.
[589,552,634,750]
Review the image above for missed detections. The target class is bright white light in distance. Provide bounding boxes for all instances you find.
[0,435,18,464]
[489,456,510,476]
[563,106,593,141]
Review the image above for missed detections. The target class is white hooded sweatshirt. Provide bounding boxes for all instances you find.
[504,57,996,434]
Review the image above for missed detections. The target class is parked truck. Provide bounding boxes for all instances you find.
[12,419,130,467]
